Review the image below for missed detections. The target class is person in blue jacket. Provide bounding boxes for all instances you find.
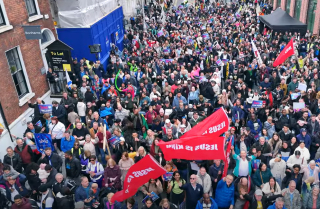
[296,128,311,149]
[267,197,287,209]
[214,175,234,209]
[60,131,75,153]
[232,99,245,123]
[172,91,187,108]
[196,193,218,209]
[247,114,263,136]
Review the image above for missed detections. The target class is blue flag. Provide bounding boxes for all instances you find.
[34,133,55,154]
[35,120,42,127]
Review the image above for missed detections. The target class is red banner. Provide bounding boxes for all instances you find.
[273,38,295,67]
[111,154,166,203]
[222,138,232,178]
[158,136,226,161]
[181,108,229,138]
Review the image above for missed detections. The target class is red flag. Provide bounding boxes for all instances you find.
[273,38,295,67]
[181,108,229,138]
[111,155,166,203]
[158,136,226,161]
[222,138,232,178]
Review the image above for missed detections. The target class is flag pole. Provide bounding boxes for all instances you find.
[103,124,111,157]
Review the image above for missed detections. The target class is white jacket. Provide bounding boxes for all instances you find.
[262,182,281,197]
[286,155,307,169]
[77,102,86,117]
[294,147,310,162]
[197,173,212,195]
[269,159,286,180]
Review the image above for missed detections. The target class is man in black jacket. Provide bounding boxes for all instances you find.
[3,146,22,173]
[243,189,282,209]
[42,165,58,189]
[52,100,67,125]
[64,151,81,180]
[23,121,44,137]
[38,147,62,172]
[28,98,45,125]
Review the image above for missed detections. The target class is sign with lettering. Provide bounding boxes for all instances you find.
[22,25,42,40]
[48,50,72,72]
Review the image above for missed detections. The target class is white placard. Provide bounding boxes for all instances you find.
[293,102,305,111]
[297,83,307,92]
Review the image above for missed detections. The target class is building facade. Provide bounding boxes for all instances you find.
[0,0,56,159]
[270,0,320,35]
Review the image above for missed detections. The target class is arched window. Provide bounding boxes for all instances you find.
[40,28,55,48]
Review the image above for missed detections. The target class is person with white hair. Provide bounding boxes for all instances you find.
[281,180,301,209]
[267,197,286,209]
[302,160,319,184]
[304,185,320,209]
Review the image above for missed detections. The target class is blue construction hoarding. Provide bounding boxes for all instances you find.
[57,7,124,68]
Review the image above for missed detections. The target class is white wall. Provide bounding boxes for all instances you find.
[0,91,60,161]
[120,0,138,19]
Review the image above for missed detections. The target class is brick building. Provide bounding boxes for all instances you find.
[0,0,56,159]
[270,0,320,35]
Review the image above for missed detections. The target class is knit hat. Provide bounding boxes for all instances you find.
[38,185,48,193]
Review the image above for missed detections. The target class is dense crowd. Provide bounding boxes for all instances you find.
[1,0,320,209]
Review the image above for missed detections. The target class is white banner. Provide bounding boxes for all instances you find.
[251,41,263,66]
[56,0,118,28]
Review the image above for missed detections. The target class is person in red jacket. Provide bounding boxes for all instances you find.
[14,138,34,170]
[145,106,157,126]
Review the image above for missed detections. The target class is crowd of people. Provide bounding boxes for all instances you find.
[1,0,320,209]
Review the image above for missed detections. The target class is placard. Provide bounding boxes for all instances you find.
[252,100,263,108]
[163,172,173,181]
[291,92,301,100]
[38,104,52,114]
[293,102,305,111]
[142,192,159,204]
[297,83,307,92]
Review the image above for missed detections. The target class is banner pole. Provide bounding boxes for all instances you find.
[0,102,13,142]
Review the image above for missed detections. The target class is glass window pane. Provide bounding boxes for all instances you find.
[0,5,5,25]
[25,0,37,16]
[5,48,30,98]
[16,71,28,96]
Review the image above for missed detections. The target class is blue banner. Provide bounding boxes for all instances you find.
[38,104,52,114]
[252,100,263,108]
[34,133,55,154]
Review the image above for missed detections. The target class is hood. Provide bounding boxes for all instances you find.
[18,197,30,207]
[199,197,215,205]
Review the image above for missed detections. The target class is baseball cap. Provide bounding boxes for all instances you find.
[165,119,171,124]
[255,189,263,196]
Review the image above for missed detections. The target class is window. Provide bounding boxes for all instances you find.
[40,28,55,49]
[0,0,13,33]
[6,48,29,98]
[0,5,5,26]
[25,0,37,16]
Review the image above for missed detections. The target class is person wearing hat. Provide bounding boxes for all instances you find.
[110,118,122,134]
[296,126,312,147]
[178,124,187,138]
[38,184,55,209]
[242,189,283,209]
